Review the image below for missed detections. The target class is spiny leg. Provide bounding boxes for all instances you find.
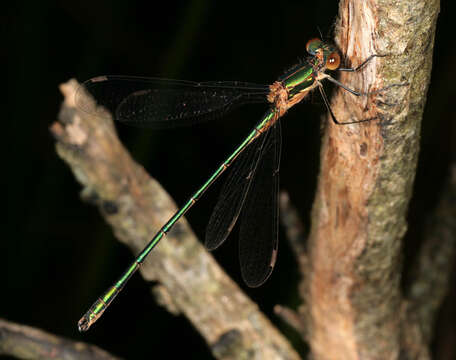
[317,83,375,125]
[333,52,409,95]
[338,54,387,73]
[323,73,407,97]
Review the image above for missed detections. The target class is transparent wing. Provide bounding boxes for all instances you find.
[205,124,270,250]
[205,116,281,287]
[239,121,281,287]
[75,75,269,128]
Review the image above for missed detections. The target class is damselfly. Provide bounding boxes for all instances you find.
[76,38,392,331]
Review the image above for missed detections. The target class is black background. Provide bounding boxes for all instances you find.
[4,1,454,359]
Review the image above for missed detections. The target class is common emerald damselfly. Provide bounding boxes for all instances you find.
[76,38,398,331]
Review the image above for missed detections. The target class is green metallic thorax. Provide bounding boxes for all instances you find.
[279,39,337,100]
[280,61,317,98]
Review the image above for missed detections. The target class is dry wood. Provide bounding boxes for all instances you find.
[305,1,440,359]
[0,318,121,360]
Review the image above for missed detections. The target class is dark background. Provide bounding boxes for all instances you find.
[4,1,454,359]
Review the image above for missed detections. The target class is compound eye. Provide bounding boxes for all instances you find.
[326,51,340,70]
[306,38,322,55]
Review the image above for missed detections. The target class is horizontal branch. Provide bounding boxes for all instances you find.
[0,318,120,360]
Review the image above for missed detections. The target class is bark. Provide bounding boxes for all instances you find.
[306,1,440,359]
[0,318,120,360]
[403,165,456,358]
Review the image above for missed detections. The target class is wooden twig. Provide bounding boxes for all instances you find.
[403,164,456,356]
[274,305,308,340]
[306,1,439,359]
[279,191,308,272]
[50,80,300,360]
[0,318,121,360]
[278,191,311,337]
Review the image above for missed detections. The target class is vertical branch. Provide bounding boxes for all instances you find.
[404,165,456,353]
[306,1,439,359]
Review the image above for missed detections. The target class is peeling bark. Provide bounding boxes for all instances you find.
[0,319,121,360]
[306,1,439,359]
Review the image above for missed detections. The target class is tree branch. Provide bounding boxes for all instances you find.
[306,1,439,359]
[277,191,310,338]
[403,164,456,356]
[0,318,120,360]
[279,191,308,276]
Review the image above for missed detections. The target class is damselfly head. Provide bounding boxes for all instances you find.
[306,38,323,55]
[306,38,340,71]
